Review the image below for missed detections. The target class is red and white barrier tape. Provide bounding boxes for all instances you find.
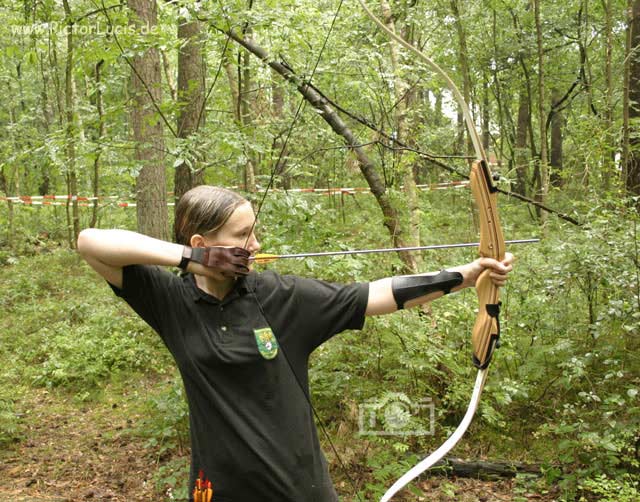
[0,181,470,207]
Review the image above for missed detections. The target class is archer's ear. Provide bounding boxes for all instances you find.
[190,234,206,248]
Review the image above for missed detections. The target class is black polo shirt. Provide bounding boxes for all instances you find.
[110,265,368,502]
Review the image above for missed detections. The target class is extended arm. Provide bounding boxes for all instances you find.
[365,254,514,316]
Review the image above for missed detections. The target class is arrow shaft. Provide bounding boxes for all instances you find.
[251,238,538,262]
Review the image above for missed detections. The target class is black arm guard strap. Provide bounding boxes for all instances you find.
[392,270,464,310]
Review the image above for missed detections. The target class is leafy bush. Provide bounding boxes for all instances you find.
[0,390,22,446]
[1,249,172,392]
[138,377,190,457]
[578,474,640,502]
[153,456,190,502]
[29,319,162,390]
[137,377,191,499]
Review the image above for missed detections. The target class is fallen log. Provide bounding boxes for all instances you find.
[430,457,542,480]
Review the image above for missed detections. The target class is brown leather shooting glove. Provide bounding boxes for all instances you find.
[179,246,251,278]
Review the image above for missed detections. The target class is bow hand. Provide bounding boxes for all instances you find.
[458,254,514,289]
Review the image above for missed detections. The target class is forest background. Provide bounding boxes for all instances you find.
[1,0,640,501]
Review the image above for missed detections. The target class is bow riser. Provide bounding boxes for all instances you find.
[470,161,505,368]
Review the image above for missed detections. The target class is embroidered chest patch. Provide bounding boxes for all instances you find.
[254,327,279,360]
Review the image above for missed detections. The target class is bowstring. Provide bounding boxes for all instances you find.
[244,0,345,248]
[237,1,364,500]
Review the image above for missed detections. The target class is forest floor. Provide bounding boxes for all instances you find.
[0,379,556,502]
[0,376,181,502]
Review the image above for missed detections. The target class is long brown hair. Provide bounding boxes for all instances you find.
[174,186,247,245]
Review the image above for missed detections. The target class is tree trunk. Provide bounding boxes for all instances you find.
[175,16,206,205]
[62,0,79,248]
[510,9,538,184]
[482,77,490,152]
[38,54,52,195]
[433,457,542,480]
[161,50,177,102]
[271,79,289,182]
[620,0,633,186]
[515,87,530,196]
[450,0,472,154]
[128,0,168,240]
[455,110,465,154]
[549,87,564,187]
[223,35,256,192]
[240,28,257,192]
[381,0,418,272]
[578,2,596,117]
[1,114,17,248]
[490,9,514,172]
[603,0,615,190]
[433,90,443,127]
[620,0,633,184]
[223,43,240,123]
[451,0,474,158]
[534,0,549,221]
[90,60,105,228]
[627,0,640,203]
[622,0,633,186]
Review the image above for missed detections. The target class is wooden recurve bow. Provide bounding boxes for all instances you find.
[354,2,507,500]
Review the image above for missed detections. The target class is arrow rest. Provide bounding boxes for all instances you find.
[478,160,500,194]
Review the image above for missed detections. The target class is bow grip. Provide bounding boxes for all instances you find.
[471,268,501,369]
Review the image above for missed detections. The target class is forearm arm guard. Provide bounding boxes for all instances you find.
[392,270,463,310]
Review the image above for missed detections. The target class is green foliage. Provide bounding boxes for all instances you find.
[0,387,23,446]
[153,456,191,502]
[304,196,640,498]
[138,378,191,501]
[490,206,640,498]
[29,319,160,390]
[0,249,171,393]
[578,474,640,502]
[137,377,190,457]
[365,449,422,500]
[256,193,382,282]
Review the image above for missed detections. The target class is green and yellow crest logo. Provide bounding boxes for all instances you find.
[254,328,279,360]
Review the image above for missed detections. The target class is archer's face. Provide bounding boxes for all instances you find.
[203,202,261,256]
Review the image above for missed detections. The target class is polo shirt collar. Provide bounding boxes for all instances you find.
[183,272,252,303]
